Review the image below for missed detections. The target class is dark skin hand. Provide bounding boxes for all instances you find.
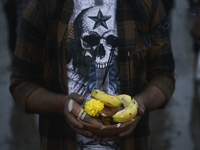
[62,93,99,139]
[27,85,165,141]
[101,103,144,141]
[27,89,98,139]
[63,85,165,141]
[97,85,165,141]
[61,92,145,141]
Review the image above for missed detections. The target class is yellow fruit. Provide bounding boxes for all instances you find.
[112,98,138,123]
[131,98,138,108]
[90,90,123,108]
[115,94,132,107]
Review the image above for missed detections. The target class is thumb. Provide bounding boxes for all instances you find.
[70,92,85,104]
[137,106,145,116]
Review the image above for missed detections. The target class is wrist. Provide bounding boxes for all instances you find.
[133,97,146,116]
[59,95,67,114]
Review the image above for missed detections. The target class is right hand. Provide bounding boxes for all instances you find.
[62,93,98,139]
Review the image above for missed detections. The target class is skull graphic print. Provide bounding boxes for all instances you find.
[66,2,120,101]
[74,7,118,69]
[65,1,121,149]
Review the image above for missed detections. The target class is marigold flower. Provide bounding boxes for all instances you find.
[84,99,104,117]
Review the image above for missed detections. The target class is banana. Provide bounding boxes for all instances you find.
[131,98,138,108]
[90,90,123,108]
[112,98,138,123]
[115,94,132,107]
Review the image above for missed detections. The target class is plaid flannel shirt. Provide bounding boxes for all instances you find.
[16,0,33,30]
[10,0,175,149]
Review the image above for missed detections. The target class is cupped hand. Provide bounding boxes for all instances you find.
[102,104,145,141]
[62,93,98,139]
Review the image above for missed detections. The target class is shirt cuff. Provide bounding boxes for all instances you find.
[146,75,175,109]
[12,81,41,112]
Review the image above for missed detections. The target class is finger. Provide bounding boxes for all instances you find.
[69,123,94,138]
[70,92,85,103]
[65,109,99,139]
[137,107,145,116]
[119,116,141,137]
[118,124,135,137]
[65,112,84,129]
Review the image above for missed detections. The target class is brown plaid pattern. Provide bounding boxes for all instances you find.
[10,0,175,149]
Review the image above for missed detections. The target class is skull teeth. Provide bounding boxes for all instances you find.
[95,62,109,68]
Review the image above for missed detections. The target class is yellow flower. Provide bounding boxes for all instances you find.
[84,99,104,117]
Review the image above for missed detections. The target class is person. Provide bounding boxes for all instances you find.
[2,0,32,62]
[2,0,17,60]
[191,15,200,47]
[188,0,197,10]
[9,0,175,149]
[161,0,174,33]
[190,0,200,83]
[16,0,32,30]
[161,0,174,17]
[190,2,200,148]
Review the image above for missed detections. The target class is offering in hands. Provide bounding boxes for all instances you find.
[84,90,138,125]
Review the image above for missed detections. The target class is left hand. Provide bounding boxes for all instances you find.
[101,104,145,141]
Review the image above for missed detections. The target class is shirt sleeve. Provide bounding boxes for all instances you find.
[146,0,175,108]
[9,0,47,111]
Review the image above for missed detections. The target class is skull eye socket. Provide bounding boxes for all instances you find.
[82,34,100,49]
[106,35,117,48]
